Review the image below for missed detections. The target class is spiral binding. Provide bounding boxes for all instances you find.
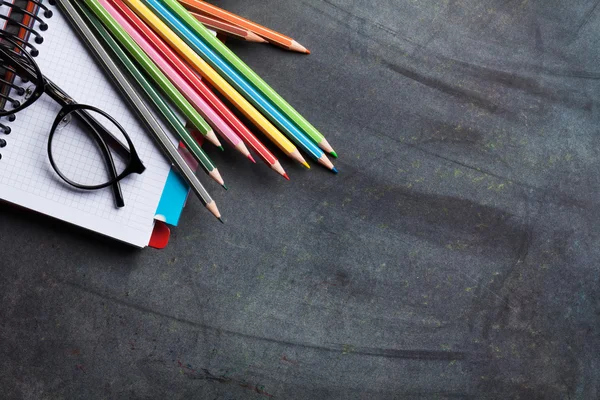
[0,0,52,160]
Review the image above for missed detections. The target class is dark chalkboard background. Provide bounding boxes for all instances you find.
[1,0,599,398]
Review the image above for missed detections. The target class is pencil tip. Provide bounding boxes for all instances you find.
[247,153,257,163]
[206,130,222,148]
[332,167,339,174]
[218,217,225,224]
[222,183,228,190]
[330,151,338,158]
[283,173,290,180]
[290,40,310,54]
[219,146,225,151]
[302,161,310,169]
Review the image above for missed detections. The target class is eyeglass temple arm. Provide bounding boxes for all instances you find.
[70,108,125,208]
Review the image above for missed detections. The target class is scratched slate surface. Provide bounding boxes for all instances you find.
[1,0,599,398]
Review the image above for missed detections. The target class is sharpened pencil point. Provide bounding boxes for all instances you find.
[219,146,225,151]
[318,138,335,155]
[271,161,287,178]
[205,130,222,148]
[283,173,290,181]
[332,167,339,174]
[218,217,224,224]
[209,169,225,186]
[290,40,309,54]
[222,183,228,190]
[302,161,310,169]
[247,153,257,163]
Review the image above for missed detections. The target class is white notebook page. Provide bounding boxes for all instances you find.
[0,6,8,28]
[0,2,172,247]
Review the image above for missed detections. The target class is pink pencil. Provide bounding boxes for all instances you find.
[99,0,253,160]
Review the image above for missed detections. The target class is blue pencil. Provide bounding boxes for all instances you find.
[143,0,336,172]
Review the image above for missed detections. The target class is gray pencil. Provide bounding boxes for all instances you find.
[55,0,223,222]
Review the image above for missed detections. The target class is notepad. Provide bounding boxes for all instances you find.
[0,2,172,247]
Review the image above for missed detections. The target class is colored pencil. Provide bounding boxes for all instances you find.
[143,0,337,172]
[122,0,308,168]
[80,0,225,187]
[63,0,222,221]
[178,0,310,54]
[189,11,266,43]
[101,0,252,162]
[109,0,288,179]
[82,0,223,150]
[168,0,337,158]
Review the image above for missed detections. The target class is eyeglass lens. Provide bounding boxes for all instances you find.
[50,108,132,188]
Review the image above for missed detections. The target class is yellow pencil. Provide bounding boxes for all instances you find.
[122,0,308,167]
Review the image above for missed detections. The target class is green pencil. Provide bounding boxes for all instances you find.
[78,3,226,188]
[82,0,223,150]
[161,0,338,158]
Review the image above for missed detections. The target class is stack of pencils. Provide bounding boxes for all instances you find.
[72,0,338,222]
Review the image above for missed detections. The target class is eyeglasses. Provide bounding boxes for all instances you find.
[0,32,146,208]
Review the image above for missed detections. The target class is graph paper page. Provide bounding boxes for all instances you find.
[0,5,8,29]
[0,3,172,247]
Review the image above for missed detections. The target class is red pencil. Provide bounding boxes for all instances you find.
[109,0,288,179]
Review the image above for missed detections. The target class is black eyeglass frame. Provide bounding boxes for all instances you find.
[48,103,145,190]
[0,32,146,201]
